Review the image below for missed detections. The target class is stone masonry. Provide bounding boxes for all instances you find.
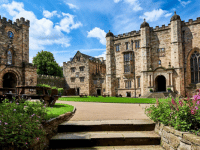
[63,51,106,96]
[106,11,200,97]
[0,16,37,94]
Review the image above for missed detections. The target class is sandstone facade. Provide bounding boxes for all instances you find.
[106,12,200,97]
[0,16,37,94]
[63,51,106,95]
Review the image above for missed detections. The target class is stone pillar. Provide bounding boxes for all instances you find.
[151,75,153,87]
[149,75,151,87]
[170,73,173,86]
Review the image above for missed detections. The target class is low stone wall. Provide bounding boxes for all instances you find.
[154,122,200,150]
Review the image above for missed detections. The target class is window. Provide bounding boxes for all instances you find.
[157,48,165,57]
[116,45,120,52]
[118,78,120,88]
[138,77,140,88]
[125,42,129,50]
[100,79,104,84]
[71,78,75,82]
[125,80,131,89]
[80,77,84,82]
[93,80,97,84]
[103,89,105,92]
[71,67,75,72]
[190,51,200,83]
[135,40,140,49]
[124,53,133,73]
[77,57,80,61]
[80,67,84,71]
[7,50,12,65]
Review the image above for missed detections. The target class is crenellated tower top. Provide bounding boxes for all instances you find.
[0,16,30,28]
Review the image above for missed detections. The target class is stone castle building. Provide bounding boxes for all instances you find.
[63,51,106,96]
[106,11,200,97]
[0,16,37,94]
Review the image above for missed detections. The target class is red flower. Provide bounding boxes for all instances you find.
[191,109,195,115]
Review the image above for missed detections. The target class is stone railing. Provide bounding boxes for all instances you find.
[155,122,200,150]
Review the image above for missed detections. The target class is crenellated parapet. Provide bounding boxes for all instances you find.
[114,30,141,40]
[181,17,200,26]
[152,24,171,32]
[25,62,37,69]
[0,16,30,28]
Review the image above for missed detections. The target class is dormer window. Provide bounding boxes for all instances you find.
[7,50,12,65]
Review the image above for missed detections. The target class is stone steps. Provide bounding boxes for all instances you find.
[49,120,164,149]
[141,92,176,98]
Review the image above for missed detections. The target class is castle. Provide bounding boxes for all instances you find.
[0,16,37,94]
[105,11,200,97]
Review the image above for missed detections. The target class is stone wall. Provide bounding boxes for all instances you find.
[154,122,200,150]
[37,74,65,88]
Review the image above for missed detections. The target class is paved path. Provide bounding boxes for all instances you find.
[56,100,156,121]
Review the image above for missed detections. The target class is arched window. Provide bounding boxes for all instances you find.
[7,50,12,65]
[190,51,200,83]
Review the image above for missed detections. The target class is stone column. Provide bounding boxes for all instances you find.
[168,73,170,86]
[149,75,151,87]
[151,75,153,87]
[170,73,173,86]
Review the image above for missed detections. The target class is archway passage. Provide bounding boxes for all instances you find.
[97,89,101,96]
[155,75,166,92]
[3,73,17,88]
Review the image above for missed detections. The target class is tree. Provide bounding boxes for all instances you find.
[32,50,63,77]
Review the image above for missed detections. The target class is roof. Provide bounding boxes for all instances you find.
[170,11,181,21]
[71,51,103,63]
[140,18,149,28]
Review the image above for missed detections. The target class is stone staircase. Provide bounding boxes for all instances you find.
[140,92,176,98]
[49,120,164,150]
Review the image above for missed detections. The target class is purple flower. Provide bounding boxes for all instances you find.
[171,98,176,105]
[191,109,195,115]
[5,122,8,125]
[197,101,200,105]
[13,109,16,111]
[195,106,198,110]
[16,103,19,105]
[175,116,177,119]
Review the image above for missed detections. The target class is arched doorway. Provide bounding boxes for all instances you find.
[3,73,17,88]
[155,75,166,92]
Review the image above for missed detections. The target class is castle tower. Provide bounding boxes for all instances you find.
[170,11,184,96]
[106,30,116,96]
[140,19,150,96]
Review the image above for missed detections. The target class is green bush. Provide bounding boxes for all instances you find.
[36,84,52,95]
[145,93,200,135]
[58,88,64,96]
[0,97,51,149]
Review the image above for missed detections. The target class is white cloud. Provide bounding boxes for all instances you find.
[178,0,191,7]
[43,10,60,18]
[2,1,82,50]
[95,51,106,60]
[114,0,122,3]
[65,3,79,9]
[124,0,143,11]
[139,9,171,22]
[164,13,172,17]
[55,13,82,33]
[29,56,33,63]
[87,27,106,45]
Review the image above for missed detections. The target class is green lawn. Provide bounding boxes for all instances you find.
[58,96,176,104]
[24,102,74,120]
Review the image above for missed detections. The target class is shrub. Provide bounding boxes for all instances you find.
[58,88,64,96]
[149,89,153,92]
[0,97,51,149]
[145,93,200,135]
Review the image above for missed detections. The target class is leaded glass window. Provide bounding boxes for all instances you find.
[190,51,200,83]
[125,80,131,89]
[124,53,133,73]
[7,51,12,65]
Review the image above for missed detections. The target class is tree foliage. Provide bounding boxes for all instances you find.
[32,50,63,77]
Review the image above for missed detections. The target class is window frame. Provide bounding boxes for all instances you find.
[80,77,84,82]
[116,44,120,52]
[157,48,165,57]
[125,80,131,89]
[135,40,140,49]
[79,66,84,71]
[125,42,129,50]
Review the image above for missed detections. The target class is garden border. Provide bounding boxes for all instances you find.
[155,122,200,150]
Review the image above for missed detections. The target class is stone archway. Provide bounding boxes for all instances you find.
[155,75,166,92]
[3,72,17,88]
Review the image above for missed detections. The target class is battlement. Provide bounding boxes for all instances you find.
[181,17,200,26]
[0,16,30,27]
[152,23,171,32]
[114,30,140,40]
[37,74,64,79]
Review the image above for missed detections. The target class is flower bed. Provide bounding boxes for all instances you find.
[145,91,200,149]
[0,98,76,150]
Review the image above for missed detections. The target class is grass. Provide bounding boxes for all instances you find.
[19,101,74,120]
[58,96,176,104]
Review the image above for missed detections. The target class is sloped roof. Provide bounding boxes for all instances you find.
[71,51,102,62]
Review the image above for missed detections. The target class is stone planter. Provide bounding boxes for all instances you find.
[1,107,76,150]
[154,122,200,150]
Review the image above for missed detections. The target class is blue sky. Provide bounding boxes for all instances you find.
[0,0,198,67]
